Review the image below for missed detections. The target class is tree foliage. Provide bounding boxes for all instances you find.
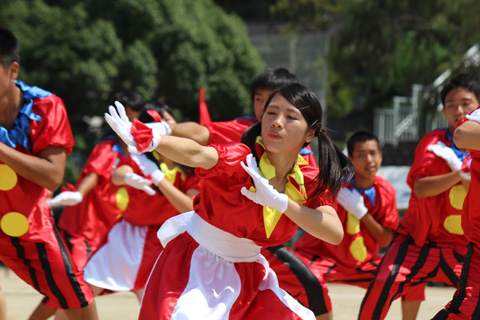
[269,0,480,124]
[0,0,265,184]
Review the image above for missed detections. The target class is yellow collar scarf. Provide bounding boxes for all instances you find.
[159,162,185,185]
[252,137,308,238]
[153,151,185,184]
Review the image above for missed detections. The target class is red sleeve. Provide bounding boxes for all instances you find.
[30,95,74,155]
[181,174,202,192]
[78,139,119,185]
[373,176,399,231]
[195,142,251,179]
[457,106,480,128]
[116,155,137,168]
[205,119,256,144]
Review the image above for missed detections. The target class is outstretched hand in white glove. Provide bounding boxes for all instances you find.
[104,101,171,154]
[124,172,156,196]
[47,191,83,208]
[240,154,288,213]
[131,154,165,185]
[104,101,136,148]
[337,187,368,219]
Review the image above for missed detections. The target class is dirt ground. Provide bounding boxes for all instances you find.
[0,265,456,319]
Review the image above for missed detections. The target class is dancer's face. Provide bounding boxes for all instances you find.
[253,87,274,121]
[443,86,479,134]
[261,93,315,155]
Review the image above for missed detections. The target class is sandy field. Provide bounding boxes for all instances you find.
[0,265,456,319]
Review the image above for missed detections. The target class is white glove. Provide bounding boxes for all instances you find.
[104,101,136,148]
[130,154,165,185]
[124,172,156,196]
[144,122,171,151]
[104,101,171,154]
[466,108,480,123]
[427,141,462,171]
[240,154,288,213]
[47,191,83,207]
[427,141,471,180]
[337,187,368,219]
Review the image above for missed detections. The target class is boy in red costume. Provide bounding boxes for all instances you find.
[0,27,97,319]
[264,131,424,320]
[27,91,151,320]
[358,73,478,320]
[433,88,480,319]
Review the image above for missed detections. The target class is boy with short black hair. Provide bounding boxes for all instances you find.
[0,27,98,319]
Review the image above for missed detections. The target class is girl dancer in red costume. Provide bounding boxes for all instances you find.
[106,83,353,319]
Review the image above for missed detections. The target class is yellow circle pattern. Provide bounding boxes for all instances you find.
[350,237,368,262]
[116,187,129,211]
[449,185,467,210]
[443,214,464,235]
[0,164,17,191]
[346,213,361,235]
[1,212,29,237]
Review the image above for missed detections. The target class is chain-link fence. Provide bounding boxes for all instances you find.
[248,27,329,159]
[248,27,329,124]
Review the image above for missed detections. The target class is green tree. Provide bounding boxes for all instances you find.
[269,0,480,127]
[0,0,265,184]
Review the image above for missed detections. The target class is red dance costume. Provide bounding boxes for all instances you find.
[359,128,468,320]
[0,81,93,309]
[84,156,201,293]
[57,137,125,270]
[139,139,331,319]
[265,176,424,316]
[433,107,480,320]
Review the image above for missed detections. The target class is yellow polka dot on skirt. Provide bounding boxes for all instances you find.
[0,164,17,191]
[1,212,29,237]
[116,187,129,211]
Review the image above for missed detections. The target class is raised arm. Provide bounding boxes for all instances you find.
[154,135,218,170]
[454,118,480,150]
[105,102,219,170]
[169,122,211,146]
